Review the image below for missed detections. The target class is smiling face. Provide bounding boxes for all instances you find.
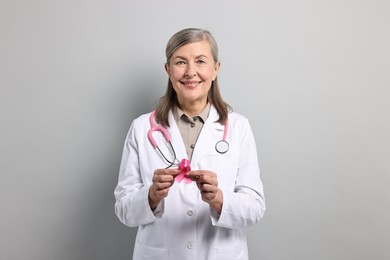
[165,39,220,114]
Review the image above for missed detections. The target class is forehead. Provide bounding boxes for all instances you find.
[172,40,212,58]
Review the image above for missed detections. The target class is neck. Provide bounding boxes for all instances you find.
[178,100,207,117]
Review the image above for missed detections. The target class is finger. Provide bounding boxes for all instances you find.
[154,169,165,176]
[155,188,170,197]
[153,174,175,183]
[201,191,217,201]
[195,176,218,188]
[199,183,218,193]
[155,169,181,176]
[167,169,181,176]
[153,181,173,190]
[188,175,201,182]
[187,170,217,181]
[150,186,170,202]
[186,170,203,181]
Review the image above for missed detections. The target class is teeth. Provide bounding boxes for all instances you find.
[183,82,198,87]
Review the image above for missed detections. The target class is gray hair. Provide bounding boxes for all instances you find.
[165,28,219,65]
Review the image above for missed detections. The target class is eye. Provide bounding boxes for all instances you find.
[175,60,186,65]
[196,59,206,64]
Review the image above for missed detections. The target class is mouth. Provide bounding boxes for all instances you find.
[180,81,202,88]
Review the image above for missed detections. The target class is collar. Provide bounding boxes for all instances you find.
[173,103,211,124]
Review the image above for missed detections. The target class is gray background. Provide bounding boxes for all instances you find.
[1,1,389,259]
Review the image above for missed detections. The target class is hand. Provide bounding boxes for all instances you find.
[186,170,223,214]
[149,168,180,210]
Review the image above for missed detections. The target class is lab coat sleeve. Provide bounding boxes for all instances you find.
[211,117,266,228]
[114,120,160,227]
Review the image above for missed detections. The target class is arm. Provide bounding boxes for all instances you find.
[212,117,266,229]
[114,121,158,227]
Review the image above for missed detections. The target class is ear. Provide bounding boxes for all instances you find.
[164,63,170,76]
[213,61,221,81]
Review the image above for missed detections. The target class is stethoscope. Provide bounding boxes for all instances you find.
[147,110,229,168]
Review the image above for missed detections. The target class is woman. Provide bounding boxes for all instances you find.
[114,28,266,260]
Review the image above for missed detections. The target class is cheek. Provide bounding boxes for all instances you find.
[199,69,214,81]
[169,67,184,80]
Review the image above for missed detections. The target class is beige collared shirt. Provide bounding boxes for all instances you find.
[173,103,211,160]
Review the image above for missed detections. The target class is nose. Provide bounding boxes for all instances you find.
[185,63,196,77]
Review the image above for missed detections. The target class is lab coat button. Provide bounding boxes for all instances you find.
[187,209,194,216]
[186,242,194,250]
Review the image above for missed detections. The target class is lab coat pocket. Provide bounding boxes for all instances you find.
[133,240,168,260]
[213,244,246,260]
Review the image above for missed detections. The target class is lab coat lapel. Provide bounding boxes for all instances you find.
[191,107,223,167]
[167,111,188,162]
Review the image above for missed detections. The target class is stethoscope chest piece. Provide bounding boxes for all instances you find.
[215,140,229,154]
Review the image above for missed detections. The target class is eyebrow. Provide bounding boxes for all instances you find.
[173,55,209,60]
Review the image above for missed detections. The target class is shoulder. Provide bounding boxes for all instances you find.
[228,111,250,124]
[127,111,154,133]
[228,111,254,133]
[133,111,152,123]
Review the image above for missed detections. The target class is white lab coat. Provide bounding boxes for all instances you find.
[114,106,266,260]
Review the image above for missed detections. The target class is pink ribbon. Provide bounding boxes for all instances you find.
[175,159,192,184]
